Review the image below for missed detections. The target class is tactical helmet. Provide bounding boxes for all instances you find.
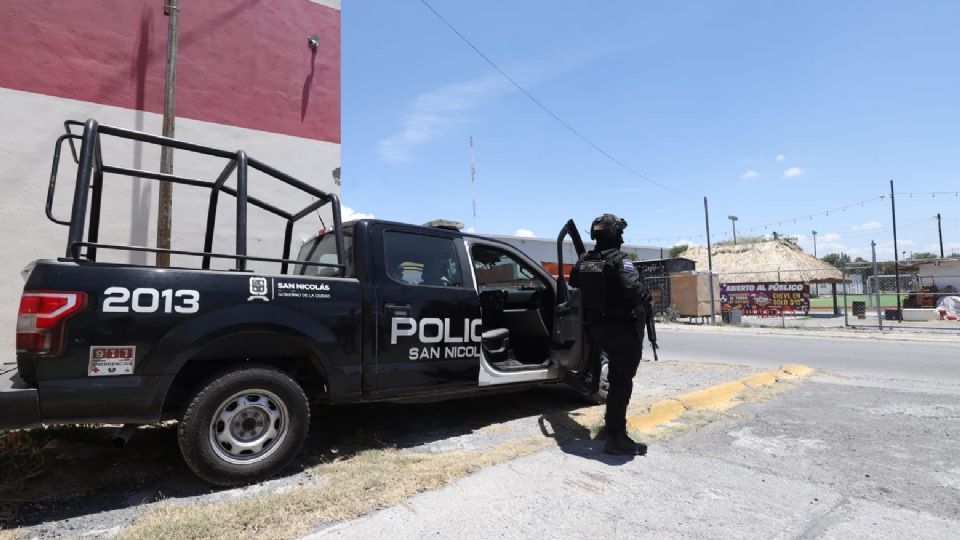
[590,213,628,241]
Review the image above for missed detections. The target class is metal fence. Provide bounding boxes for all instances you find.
[637,263,960,331]
[842,261,960,330]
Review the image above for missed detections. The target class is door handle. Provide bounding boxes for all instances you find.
[385,303,412,317]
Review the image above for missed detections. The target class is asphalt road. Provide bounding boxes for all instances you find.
[306,329,960,539]
[657,326,960,387]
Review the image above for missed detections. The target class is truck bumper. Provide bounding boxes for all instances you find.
[0,366,41,430]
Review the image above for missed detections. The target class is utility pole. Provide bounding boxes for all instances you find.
[890,180,902,322]
[157,0,181,267]
[705,197,716,324]
[728,215,738,245]
[937,213,944,258]
[812,230,818,257]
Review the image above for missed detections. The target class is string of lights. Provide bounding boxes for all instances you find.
[625,195,888,245]
[900,191,960,197]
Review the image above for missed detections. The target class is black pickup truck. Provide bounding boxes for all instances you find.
[0,120,602,486]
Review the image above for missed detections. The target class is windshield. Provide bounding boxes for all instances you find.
[295,229,353,277]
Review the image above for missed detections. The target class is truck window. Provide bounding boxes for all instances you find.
[383,231,464,288]
[296,230,353,277]
[471,245,547,292]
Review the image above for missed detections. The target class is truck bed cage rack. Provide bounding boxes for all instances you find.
[47,119,345,276]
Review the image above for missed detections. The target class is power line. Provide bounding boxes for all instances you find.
[417,0,698,199]
[627,194,888,244]
[736,195,887,234]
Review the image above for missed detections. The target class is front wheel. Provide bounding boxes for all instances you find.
[178,365,310,486]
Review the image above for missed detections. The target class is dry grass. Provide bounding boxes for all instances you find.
[0,529,26,540]
[0,431,56,504]
[119,438,551,540]
[684,240,842,283]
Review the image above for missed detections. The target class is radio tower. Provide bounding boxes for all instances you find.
[470,136,477,232]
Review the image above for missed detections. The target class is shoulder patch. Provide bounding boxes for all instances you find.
[622,259,636,272]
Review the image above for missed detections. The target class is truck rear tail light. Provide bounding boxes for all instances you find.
[16,291,86,356]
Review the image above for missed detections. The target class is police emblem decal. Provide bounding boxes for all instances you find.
[623,259,636,272]
[248,277,270,302]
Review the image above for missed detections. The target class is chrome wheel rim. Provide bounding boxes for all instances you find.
[599,359,610,394]
[209,389,288,465]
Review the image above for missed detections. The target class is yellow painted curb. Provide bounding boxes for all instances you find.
[780,364,814,378]
[678,381,746,410]
[621,364,814,435]
[627,399,684,433]
[739,372,779,388]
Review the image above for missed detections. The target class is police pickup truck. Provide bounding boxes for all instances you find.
[0,120,601,486]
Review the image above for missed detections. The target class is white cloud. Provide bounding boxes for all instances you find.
[850,221,882,232]
[775,154,785,161]
[741,170,760,180]
[820,232,842,243]
[783,167,804,178]
[464,227,476,233]
[341,205,374,222]
[378,54,598,163]
[514,228,536,238]
[378,75,510,162]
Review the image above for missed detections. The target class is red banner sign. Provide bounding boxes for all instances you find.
[720,282,810,315]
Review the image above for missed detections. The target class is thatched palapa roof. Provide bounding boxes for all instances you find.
[682,240,843,284]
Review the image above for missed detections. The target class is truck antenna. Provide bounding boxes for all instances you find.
[470,136,477,232]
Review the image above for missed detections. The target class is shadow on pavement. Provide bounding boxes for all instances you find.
[537,411,637,466]
[1,385,593,527]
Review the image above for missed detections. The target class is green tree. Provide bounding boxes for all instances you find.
[910,252,939,260]
[669,244,689,258]
[821,253,851,268]
[715,235,767,246]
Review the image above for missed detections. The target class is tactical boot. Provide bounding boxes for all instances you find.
[604,433,647,456]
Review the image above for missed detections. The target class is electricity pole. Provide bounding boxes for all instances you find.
[937,213,944,258]
[157,0,181,267]
[727,215,738,245]
[812,230,818,257]
[705,197,716,324]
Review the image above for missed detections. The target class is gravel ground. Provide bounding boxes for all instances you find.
[2,360,761,539]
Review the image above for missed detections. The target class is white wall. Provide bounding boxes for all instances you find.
[0,88,340,355]
[918,260,960,291]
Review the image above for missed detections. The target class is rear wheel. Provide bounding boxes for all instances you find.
[178,365,310,486]
[587,354,610,404]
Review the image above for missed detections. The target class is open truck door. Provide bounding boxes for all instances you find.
[551,220,603,395]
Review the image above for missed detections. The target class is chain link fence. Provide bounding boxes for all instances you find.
[842,261,960,330]
[637,263,960,330]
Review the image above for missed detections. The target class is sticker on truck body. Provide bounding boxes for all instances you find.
[102,287,199,314]
[88,346,136,376]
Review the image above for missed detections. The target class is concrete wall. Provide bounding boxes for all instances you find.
[0,1,340,355]
[918,260,960,291]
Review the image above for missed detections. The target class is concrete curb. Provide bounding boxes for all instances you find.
[626,364,813,433]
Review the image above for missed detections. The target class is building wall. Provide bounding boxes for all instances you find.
[487,235,663,266]
[0,0,341,354]
[918,260,960,291]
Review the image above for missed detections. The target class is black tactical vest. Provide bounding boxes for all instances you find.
[576,251,607,321]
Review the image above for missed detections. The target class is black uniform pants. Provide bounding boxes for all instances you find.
[590,319,642,436]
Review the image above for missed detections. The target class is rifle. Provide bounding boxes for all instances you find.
[646,300,659,361]
[636,299,659,361]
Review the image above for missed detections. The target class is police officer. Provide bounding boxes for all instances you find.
[570,214,651,456]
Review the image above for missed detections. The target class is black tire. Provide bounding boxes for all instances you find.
[178,365,310,486]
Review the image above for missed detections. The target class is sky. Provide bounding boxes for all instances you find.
[341,0,960,261]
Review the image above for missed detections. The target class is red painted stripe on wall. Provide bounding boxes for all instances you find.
[0,0,340,144]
